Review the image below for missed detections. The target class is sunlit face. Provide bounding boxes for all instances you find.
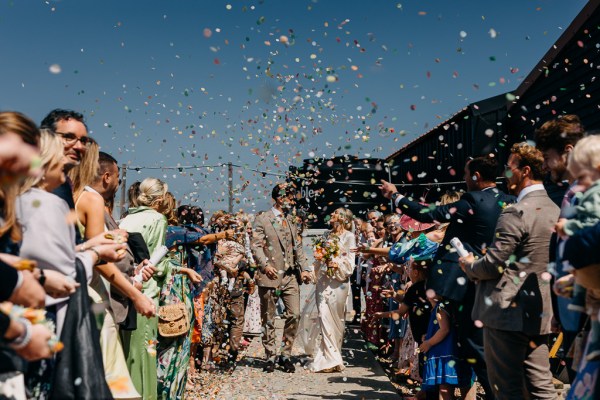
[375,221,386,238]
[569,162,600,191]
[542,148,569,183]
[385,216,401,236]
[363,224,376,241]
[55,118,88,166]
[367,212,379,225]
[504,154,522,196]
[105,162,121,197]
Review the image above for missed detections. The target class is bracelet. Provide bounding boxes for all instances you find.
[89,247,102,265]
[38,269,46,287]
[9,318,32,350]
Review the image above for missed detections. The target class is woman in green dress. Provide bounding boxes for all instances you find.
[119,179,199,399]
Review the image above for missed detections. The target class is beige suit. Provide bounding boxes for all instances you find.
[465,189,559,400]
[251,209,308,359]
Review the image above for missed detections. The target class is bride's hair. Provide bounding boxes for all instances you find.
[333,207,353,231]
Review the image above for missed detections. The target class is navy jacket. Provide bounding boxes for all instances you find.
[397,187,516,302]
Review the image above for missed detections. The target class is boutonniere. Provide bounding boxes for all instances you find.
[499,201,513,211]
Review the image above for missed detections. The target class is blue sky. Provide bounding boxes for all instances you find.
[0,0,587,214]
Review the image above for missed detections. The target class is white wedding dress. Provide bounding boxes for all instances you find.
[297,230,356,372]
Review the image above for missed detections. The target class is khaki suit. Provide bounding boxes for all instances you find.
[466,189,559,400]
[251,209,308,359]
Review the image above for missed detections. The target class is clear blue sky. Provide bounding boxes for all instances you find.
[0,0,587,214]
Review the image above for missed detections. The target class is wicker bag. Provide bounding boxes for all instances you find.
[158,303,189,337]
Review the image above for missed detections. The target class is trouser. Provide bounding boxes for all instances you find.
[484,327,557,400]
[350,268,362,324]
[229,293,246,353]
[258,275,300,359]
[452,298,495,399]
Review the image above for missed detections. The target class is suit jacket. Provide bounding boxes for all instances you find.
[397,187,516,301]
[251,209,308,288]
[105,212,136,324]
[465,189,559,335]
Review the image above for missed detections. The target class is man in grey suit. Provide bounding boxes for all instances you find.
[459,143,559,400]
[252,183,312,373]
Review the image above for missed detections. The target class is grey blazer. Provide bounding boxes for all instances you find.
[251,209,308,288]
[465,189,559,336]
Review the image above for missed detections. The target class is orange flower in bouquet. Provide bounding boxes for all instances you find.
[312,233,341,277]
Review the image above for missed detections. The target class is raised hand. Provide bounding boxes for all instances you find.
[379,179,398,200]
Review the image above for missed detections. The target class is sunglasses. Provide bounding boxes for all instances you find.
[55,132,95,147]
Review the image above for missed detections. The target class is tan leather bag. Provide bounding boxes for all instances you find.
[157,303,189,338]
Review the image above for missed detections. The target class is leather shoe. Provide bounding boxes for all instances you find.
[278,357,295,373]
[263,360,275,373]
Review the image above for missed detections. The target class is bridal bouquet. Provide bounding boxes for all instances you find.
[313,233,341,277]
[0,302,64,353]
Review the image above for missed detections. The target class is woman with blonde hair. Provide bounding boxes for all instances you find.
[118,178,180,399]
[17,130,126,398]
[297,207,356,372]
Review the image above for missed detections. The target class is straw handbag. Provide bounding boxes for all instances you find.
[158,303,189,337]
[158,274,190,337]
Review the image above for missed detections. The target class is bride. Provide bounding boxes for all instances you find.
[297,208,356,373]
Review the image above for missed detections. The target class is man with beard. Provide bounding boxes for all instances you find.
[534,114,586,381]
[459,143,559,399]
[252,183,312,373]
[380,155,515,399]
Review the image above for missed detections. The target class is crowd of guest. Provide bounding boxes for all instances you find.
[1,108,599,400]
[0,109,263,400]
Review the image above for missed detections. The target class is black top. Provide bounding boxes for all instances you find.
[52,179,83,244]
[402,280,430,344]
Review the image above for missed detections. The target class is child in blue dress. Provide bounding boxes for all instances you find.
[419,299,472,399]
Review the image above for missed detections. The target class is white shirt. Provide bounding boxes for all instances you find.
[271,206,283,218]
[516,183,545,203]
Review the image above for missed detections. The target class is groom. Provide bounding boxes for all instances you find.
[252,183,312,373]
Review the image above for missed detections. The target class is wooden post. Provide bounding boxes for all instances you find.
[387,163,394,212]
[228,162,233,213]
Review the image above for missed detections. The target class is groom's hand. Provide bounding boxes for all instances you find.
[263,265,278,280]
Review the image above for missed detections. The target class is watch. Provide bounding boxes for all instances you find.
[391,192,401,202]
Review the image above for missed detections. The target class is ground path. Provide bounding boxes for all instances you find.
[187,320,401,400]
